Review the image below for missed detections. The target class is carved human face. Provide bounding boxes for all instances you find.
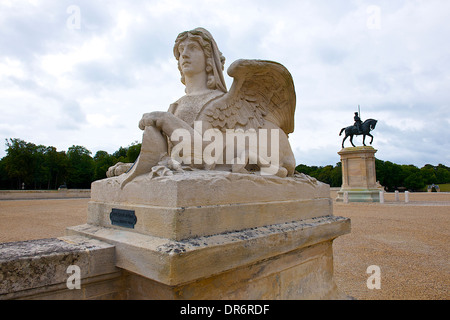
[177,38,206,77]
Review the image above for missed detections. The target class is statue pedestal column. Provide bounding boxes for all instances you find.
[67,171,351,299]
[336,146,381,202]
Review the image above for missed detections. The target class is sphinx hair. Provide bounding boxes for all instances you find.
[174,30,225,91]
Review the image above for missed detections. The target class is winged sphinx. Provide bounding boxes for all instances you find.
[108,28,297,187]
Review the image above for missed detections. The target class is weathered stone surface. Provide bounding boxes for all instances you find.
[91,171,328,207]
[88,171,331,240]
[126,241,348,300]
[67,215,350,287]
[0,236,117,299]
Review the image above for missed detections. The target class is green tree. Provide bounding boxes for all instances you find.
[126,142,141,163]
[43,146,69,189]
[420,164,437,185]
[315,165,334,186]
[0,157,11,189]
[376,159,404,191]
[404,172,425,191]
[3,138,38,189]
[1,138,143,189]
[435,164,450,183]
[67,145,94,188]
[330,162,342,187]
[93,150,115,181]
[113,146,128,163]
[295,163,342,187]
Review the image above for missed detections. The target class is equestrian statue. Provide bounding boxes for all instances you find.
[339,111,377,148]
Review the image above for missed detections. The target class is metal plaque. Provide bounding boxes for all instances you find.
[110,208,137,229]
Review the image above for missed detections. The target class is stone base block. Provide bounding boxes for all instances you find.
[86,171,332,240]
[125,241,347,300]
[336,189,381,203]
[66,170,351,299]
[67,215,350,299]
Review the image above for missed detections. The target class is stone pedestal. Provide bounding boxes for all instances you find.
[67,171,351,299]
[336,146,380,202]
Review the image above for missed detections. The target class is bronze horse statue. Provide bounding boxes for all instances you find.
[339,119,378,148]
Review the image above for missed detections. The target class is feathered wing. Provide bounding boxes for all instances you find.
[201,59,296,134]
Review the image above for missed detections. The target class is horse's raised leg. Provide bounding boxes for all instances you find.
[367,133,374,145]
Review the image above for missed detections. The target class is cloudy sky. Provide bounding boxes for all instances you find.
[0,0,449,167]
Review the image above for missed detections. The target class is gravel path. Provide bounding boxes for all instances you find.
[332,194,450,300]
[0,193,448,300]
[0,198,88,243]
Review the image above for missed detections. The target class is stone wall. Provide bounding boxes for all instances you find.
[0,190,90,200]
[0,236,125,300]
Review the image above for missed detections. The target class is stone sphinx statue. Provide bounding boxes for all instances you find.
[108,27,297,186]
[68,28,351,300]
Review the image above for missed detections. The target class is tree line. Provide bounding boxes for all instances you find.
[0,138,449,191]
[295,160,450,191]
[0,138,140,190]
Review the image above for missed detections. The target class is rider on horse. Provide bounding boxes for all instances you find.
[354,112,362,134]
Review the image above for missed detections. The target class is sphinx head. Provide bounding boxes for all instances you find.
[174,28,227,93]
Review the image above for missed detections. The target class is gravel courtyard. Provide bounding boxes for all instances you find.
[0,192,449,300]
[332,193,449,300]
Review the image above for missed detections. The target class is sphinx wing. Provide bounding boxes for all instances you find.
[203,59,296,134]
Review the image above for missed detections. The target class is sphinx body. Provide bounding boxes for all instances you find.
[109,28,297,186]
